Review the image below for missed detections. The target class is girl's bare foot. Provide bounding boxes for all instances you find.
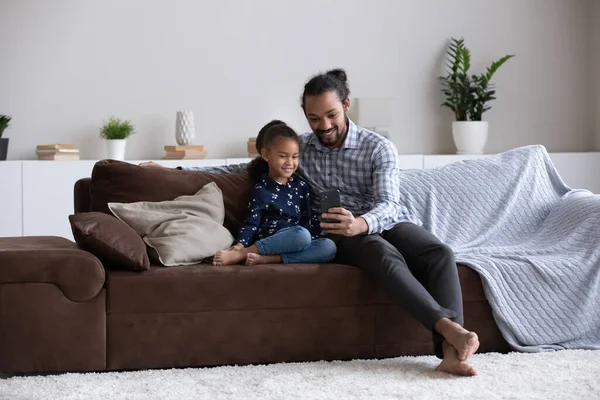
[434,318,480,361]
[213,248,247,266]
[435,340,477,376]
[246,253,282,266]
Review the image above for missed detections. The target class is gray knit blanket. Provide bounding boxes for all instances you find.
[397,145,600,352]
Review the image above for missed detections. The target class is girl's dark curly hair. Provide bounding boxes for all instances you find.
[247,121,299,182]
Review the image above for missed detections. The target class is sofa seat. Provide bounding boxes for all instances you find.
[105,263,383,370]
[104,262,504,371]
[106,263,390,314]
[107,263,490,314]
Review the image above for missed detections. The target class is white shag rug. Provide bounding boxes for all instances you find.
[1,350,599,400]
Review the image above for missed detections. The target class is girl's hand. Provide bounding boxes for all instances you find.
[229,243,244,250]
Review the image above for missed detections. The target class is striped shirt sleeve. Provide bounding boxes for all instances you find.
[180,163,249,174]
[359,142,408,234]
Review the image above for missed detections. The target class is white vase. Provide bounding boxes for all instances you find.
[452,121,489,154]
[106,139,127,160]
[175,111,195,145]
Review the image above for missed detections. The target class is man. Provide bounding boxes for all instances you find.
[141,69,480,376]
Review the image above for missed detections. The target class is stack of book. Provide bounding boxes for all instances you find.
[36,144,80,160]
[248,137,258,158]
[162,145,207,159]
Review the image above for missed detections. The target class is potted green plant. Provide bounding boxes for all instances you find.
[439,38,515,154]
[99,116,135,160]
[0,115,11,161]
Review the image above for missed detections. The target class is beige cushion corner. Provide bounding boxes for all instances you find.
[107,182,234,266]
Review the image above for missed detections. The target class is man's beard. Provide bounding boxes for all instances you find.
[315,121,346,147]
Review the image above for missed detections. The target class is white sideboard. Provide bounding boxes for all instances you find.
[13,159,232,241]
[422,152,600,194]
[1,152,598,240]
[0,161,23,237]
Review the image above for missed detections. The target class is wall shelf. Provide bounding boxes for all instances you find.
[1,152,598,240]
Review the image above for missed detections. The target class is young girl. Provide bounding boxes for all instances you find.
[213,122,336,266]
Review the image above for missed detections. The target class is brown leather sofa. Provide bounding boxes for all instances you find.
[0,160,510,374]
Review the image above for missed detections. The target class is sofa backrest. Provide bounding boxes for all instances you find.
[74,160,252,236]
[74,178,92,213]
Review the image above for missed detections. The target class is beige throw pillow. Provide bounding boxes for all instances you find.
[108,182,234,266]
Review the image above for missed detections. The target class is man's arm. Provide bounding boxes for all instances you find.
[139,161,249,174]
[359,142,411,234]
[320,141,410,236]
[179,163,248,174]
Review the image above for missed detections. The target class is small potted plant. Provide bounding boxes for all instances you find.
[0,115,11,161]
[99,116,135,160]
[439,38,514,154]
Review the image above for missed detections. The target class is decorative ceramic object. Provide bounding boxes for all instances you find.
[176,111,195,145]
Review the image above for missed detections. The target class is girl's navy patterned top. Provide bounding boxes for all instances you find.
[236,174,321,246]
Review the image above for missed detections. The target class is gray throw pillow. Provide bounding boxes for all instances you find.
[108,182,234,266]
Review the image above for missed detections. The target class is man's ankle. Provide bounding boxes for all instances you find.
[434,318,448,336]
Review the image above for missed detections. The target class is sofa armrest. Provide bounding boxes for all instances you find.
[0,236,105,302]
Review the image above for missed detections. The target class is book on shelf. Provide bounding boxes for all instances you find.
[36,145,80,160]
[247,137,258,154]
[36,148,80,154]
[162,150,208,160]
[36,144,76,150]
[36,152,80,160]
[163,149,205,157]
[164,145,205,152]
[162,144,207,160]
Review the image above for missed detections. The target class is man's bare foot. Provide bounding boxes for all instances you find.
[246,253,282,266]
[435,340,477,377]
[434,318,480,361]
[213,249,246,266]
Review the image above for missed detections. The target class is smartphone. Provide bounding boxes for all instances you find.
[320,189,341,223]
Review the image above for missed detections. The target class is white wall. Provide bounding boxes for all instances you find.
[0,0,594,160]
[593,0,600,150]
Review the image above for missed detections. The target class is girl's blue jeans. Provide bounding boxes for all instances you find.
[254,226,336,264]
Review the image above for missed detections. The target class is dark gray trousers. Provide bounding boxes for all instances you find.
[331,222,463,358]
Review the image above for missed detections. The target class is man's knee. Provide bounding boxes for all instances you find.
[340,234,390,255]
[422,243,455,265]
[438,243,454,259]
[337,234,403,269]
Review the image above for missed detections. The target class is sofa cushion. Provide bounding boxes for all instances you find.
[108,182,234,266]
[89,160,252,236]
[69,212,150,271]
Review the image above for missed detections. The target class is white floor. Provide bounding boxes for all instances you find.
[1,350,599,400]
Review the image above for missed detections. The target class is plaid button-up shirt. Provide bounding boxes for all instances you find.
[184,120,417,234]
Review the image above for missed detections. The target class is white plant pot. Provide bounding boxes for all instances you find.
[106,139,127,160]
[452,121,489,155]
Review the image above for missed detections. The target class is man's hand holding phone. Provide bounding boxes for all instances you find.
[320,189,368,237]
